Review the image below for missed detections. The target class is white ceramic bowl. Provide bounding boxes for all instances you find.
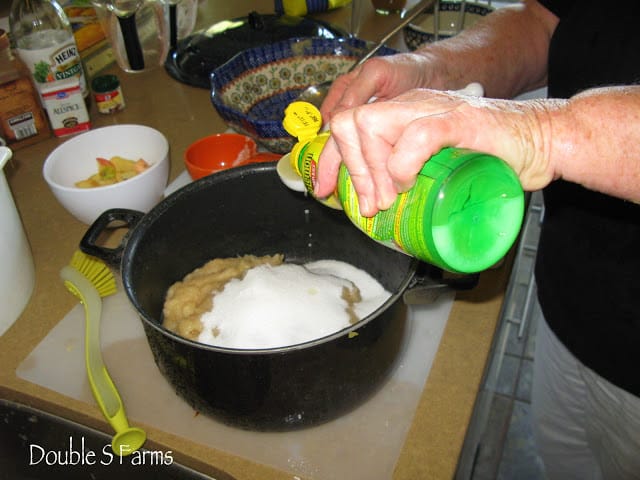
[43,124,170,224]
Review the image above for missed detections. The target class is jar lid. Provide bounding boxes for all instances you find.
[282,101,323,141]
[91,74,120,93]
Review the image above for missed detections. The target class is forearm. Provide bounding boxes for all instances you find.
[543,86,640,202]
[414,0,557,98]
[317,85,640,215]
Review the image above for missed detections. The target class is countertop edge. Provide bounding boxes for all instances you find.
[393,258,510,479]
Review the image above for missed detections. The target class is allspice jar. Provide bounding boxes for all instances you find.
[91,74,126,114]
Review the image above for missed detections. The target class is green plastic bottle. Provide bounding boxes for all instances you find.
[282,101,525,274]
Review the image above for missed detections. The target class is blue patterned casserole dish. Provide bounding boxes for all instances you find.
[210,37,397,153]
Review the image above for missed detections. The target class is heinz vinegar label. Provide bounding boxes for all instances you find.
[15,29,88,98]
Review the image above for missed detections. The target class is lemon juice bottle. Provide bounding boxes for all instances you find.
[282,101,525,274]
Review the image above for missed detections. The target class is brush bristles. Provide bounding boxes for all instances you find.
[69,251,117,297]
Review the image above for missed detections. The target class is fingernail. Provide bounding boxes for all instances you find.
[359,196,372,216]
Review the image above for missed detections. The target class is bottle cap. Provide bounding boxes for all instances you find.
[283,101,324,176]
[91,74,120,93]
[283,101,322,140]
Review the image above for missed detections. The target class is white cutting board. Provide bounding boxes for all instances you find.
[16,279,453,480]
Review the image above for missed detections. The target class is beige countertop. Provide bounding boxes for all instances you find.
[0,1,511,479]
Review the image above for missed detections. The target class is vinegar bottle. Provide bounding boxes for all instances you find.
[282,101,525,274]
[9,0,88,99]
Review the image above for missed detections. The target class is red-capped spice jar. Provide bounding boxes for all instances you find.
[91,74,125,114]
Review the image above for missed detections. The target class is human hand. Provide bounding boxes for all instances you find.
[315,88,559,217]
[320,52,450,123]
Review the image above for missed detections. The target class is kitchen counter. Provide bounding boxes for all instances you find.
[0,1,511,479]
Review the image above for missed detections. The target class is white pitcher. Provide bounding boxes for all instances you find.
[0,146,35,337]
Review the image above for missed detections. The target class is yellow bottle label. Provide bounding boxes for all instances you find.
[296,134,342,210]
[337,165,439,264]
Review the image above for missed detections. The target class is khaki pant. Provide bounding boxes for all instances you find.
[531,308,640,479]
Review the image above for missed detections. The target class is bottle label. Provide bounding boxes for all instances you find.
[395,175,440,263]
[296,131,441,264]
[95,89,125,114]
[41,80,90,137]
[337,165,439,264]
[16,36,87,97]
[297,135,343,210]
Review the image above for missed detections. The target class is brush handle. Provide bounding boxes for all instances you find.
[60,267,127,428]
[61,255,146,455]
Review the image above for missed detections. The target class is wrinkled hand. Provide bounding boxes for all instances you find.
[315,88,559,217]
[320,53,446,123]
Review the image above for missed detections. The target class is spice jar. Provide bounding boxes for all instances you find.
[92,74,126,114]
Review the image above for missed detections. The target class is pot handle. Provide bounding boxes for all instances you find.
[403,263,479,305]
[80,208,145,266]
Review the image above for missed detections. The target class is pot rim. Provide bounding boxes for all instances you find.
[117,163,418,354]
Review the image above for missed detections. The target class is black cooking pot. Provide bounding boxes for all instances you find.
[81,164,473,431]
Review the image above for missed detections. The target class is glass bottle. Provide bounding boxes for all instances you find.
[9,0,88,98]
[92,0,168,73]
[283,101,525,274]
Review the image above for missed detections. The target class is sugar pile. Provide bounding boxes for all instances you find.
[198,260,391,349]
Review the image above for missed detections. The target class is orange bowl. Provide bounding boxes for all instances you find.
[184,133,253,180]
[185,133,281,180]
[247,152,283,163]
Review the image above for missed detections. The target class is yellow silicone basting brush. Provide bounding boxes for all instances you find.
[60,250,146,456]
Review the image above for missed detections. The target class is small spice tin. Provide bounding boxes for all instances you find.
[91,74,125,114]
